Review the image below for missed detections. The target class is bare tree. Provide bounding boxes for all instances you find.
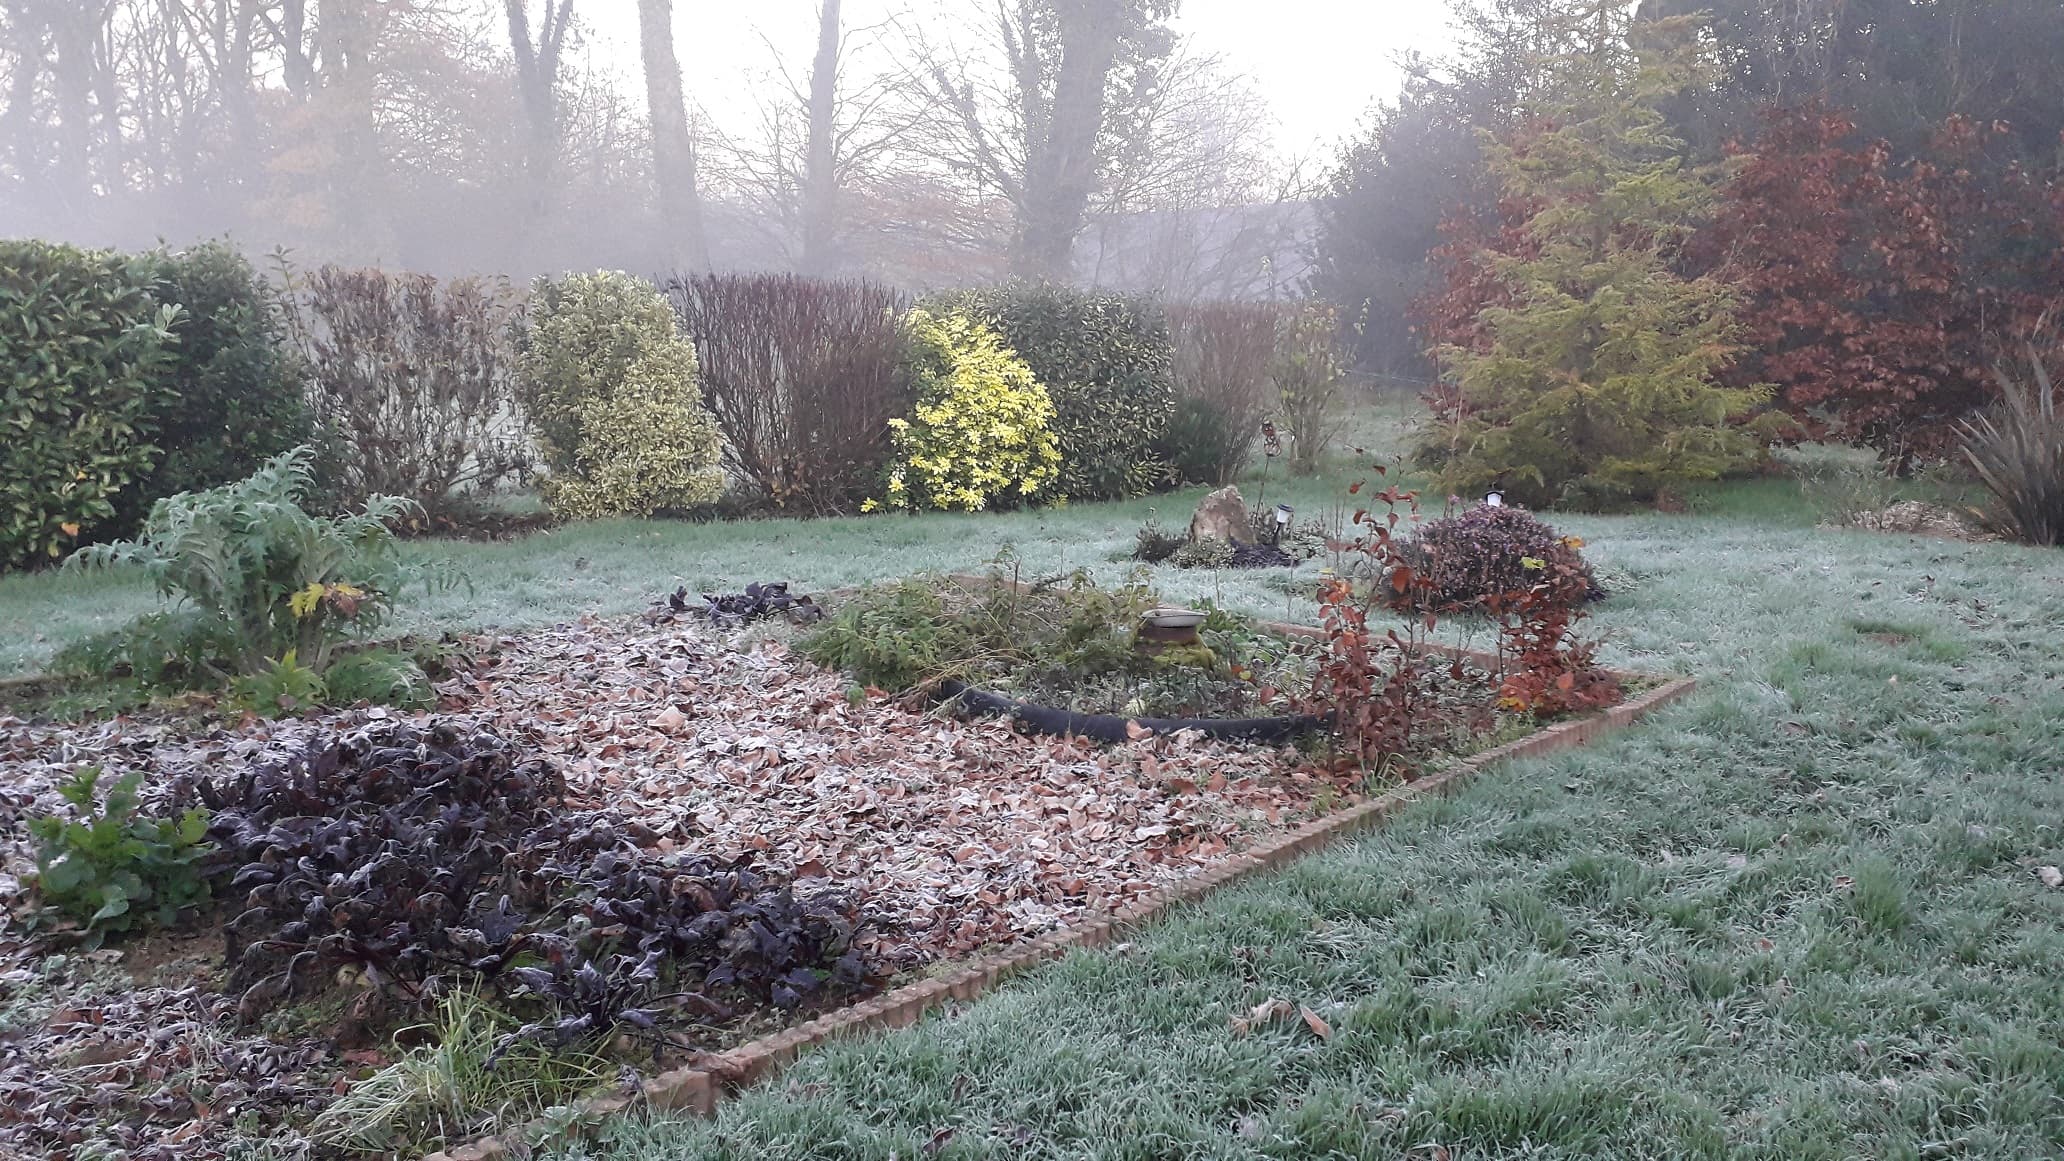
[800,0,841,273]
[702,4,934,274]
[503,0,573,219]
[912,0,1179,280]
[638,0,709,270]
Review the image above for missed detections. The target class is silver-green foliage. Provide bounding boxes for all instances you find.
[515,271,724,518]
[66,447,422,676]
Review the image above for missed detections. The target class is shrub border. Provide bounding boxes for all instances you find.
[423,657,1698,1160]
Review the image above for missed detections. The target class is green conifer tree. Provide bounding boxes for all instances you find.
[1422,2,1771,508]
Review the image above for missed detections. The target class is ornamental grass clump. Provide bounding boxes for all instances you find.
[872,309,1061,513]
[1960,350,2064,547]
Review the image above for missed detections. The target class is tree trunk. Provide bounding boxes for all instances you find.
[1012,0,1124,280]
[3,1,43,185]
[799,0,841,274]
[316,0,382,252]
[504,0,572,226]
[279,0,313,99]
[638,0,710,271]
[48,3,94,201]
[89,3,124,196]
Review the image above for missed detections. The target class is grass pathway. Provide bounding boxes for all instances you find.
[539,519,2064,1160]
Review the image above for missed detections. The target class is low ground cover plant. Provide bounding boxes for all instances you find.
[800,570,1311,720]
[27,767,211,941]
[1387,503,1601,613]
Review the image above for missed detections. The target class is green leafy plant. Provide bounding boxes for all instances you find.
[67,447,426,677]
[1960,349,2064,546]
[323,648,435,709]
[928,283,1177,501]
[516,271,724,518]
[872,309,1062,512]
[228,649,329,713]
[28,768,212,938]
[0,240,181,569]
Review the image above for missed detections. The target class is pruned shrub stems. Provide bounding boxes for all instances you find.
[669,273,908,514]
[289,265,531,514]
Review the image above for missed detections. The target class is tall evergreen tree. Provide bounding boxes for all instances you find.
[1421,3,1771,508]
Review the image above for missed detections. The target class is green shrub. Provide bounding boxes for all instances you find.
[324,648,435,709]
[112,242,311,534]
[1274,302,1351,476]
[0,239,181,569]
[929,283,1176,501]
[67,447,426,677]
[49,610,237,691]
[873,309,1061,512]
[516,271,724,518]
[28,768,211,939]
[1165,301,1282,485]
[228,648,330,714]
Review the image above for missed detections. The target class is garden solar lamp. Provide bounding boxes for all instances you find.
[1484,489,1505,508]
[1272,504,1294,545]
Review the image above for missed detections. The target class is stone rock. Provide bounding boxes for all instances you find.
[1189,485,1250,544]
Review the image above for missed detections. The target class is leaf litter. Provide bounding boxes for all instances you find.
[0,610,1361,1157]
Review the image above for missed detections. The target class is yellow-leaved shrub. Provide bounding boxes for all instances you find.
[515,271,723,518]
[873,309,1061,513]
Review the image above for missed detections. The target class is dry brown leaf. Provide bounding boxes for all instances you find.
[1300,1006,1333,1041]
[2038,865,2063,890]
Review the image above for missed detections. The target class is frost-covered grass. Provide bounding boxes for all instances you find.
[7,398,2064,1155]
[539,506,2064,1159]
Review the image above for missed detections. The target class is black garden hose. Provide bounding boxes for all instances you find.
[937,679,1328,745]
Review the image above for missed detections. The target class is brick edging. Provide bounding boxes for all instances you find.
[422,672,1700,1161]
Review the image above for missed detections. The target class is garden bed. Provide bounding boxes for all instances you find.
[0,614,1372,1159]
[1,562,1687,1160]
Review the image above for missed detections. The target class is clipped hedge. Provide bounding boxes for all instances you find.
[929,283,1176,501]
[517,271,723,518]
[874,309,1061,512]
[114,242,312,533]
[0,240,180,569]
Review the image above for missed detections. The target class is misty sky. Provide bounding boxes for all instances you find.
[579,1,1459,156]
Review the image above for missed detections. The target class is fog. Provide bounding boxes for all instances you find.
[0,1,1451,297]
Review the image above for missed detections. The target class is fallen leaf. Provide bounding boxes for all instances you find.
[1300,1006,1332,1041]
[2039,866,2063,889]
[649,706,689,733]
[922,1127,957,1155]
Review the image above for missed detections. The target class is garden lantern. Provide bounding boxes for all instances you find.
[1484,490,1504,508]
[1272,504,1294,545]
